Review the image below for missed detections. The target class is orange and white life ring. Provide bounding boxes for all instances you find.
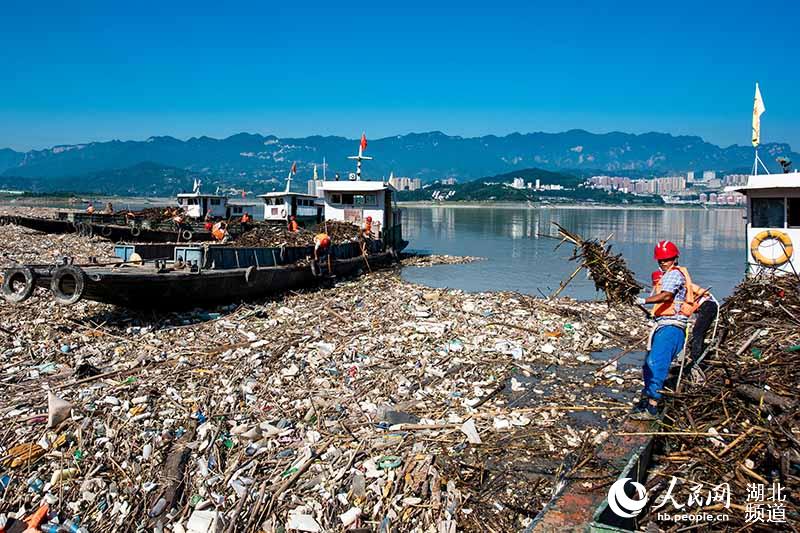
[750,230,794,266]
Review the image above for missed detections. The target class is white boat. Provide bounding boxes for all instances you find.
[727,172,800,276]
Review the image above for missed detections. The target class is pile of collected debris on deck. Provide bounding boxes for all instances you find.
[0,225,652,532]
[644,273,800,528]
[234,222,362,248]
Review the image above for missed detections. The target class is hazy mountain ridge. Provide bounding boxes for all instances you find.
[0,162,193,196]
[0,130,794,192]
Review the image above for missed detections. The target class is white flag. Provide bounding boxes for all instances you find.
[752,83,765,147]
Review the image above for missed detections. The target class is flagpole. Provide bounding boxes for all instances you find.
[751,82,768,175]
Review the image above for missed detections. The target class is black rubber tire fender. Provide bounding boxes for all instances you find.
[181,229,193,241]
[51,265,86,305]
[130,226,142,237]
[101,225,113,237]
[1,266,36,303]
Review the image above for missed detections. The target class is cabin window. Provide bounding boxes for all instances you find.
[751,197,785,228]
[342,193,354,204]
[210,199,221,205]
[364,194,376,206]
[233,206,243,214]
[331,194,341,204]
[788,198,800,227]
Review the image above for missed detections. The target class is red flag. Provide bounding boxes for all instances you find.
[291,162,297,174]
[360,133,367,152]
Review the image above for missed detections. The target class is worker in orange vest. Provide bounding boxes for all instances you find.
[314,233,331,259]
[314,232,332,273]
[241,212,251,224]
[631,240,699,420]
[212,221,229,242]
[288,215,299,232]
[362,216,373,238]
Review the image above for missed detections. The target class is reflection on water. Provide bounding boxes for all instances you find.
[402,206,746,300]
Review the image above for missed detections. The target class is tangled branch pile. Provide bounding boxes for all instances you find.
[234,226,314,247]
[553,223,642,304]
[647,273,800,527]
[125,207,185,223]
[314,221,362,242]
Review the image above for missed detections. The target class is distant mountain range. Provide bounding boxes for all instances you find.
[0,130,794,195]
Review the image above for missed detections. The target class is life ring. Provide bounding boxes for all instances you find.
[1,266,36,303]
[280,208,287,218]
[130,226,142,237]
[181,229,193,241]
[750,230,794,266]
[51,265,86,305]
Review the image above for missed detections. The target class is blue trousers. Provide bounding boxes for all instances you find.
[643,325,686,400]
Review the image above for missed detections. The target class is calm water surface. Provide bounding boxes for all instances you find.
[401,206,746,300]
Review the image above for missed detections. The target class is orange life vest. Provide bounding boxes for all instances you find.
[363,220,372,235]
[314,233,330,248]
[288,220,299,232]
[652,266,707,318]
[241,213,251,224]
[212,222,227,241]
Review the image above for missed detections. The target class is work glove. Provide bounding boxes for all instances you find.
[635,297,647,305]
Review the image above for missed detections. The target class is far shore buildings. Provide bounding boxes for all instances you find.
[388,175,422,192]
[588,173,745,205]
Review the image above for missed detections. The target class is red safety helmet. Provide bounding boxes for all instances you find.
[319,236,331,248]
[651,270,663,285]
[654,240,679,261]
[204,222,213,231]
[365,216,372,223]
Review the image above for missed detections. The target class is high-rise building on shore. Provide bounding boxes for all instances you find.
[389,176,422,191]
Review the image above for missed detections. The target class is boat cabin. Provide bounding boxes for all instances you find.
[319,180,401,240]
[258,191,322,224]
[176,190,228,219]
[227,201,263,221]
[728,172,800,275]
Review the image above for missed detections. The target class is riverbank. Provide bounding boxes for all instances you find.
[0,223,650,532]
[397,200,743,211]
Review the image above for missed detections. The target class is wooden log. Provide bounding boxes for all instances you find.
[735,384,796,410]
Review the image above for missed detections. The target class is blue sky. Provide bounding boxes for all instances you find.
[1,0,798,151]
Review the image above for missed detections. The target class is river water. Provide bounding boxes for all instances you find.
[401,206,746,300]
